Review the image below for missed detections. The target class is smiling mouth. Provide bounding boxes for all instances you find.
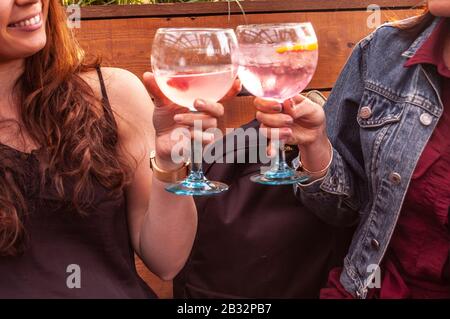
[8,13,42,29]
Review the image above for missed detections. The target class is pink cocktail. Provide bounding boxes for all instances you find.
[236,23,319,185]
[238,46,318,102]
[155,67,236,111]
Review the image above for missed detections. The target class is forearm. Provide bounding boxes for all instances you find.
[139,175,197,281]
[298,130,331,180]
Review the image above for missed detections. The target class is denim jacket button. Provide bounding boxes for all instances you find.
[371,238,380,250]
[419,113,433,126]
[359,106,373,119]
[389,172,402,185]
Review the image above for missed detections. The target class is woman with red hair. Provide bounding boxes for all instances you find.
[0,0,239,298]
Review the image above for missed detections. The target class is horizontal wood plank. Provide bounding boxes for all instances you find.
[76,9,419,91]
[79,0,423,19]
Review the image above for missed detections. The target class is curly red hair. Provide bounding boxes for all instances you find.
[0,0,133,256]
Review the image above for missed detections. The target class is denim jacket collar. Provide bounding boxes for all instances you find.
[399,17,444,112]
[402,17,442,58]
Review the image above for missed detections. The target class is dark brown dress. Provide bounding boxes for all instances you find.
[174,119,354,298]
[0,68,156,299]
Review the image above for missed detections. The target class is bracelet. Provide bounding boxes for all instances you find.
[299,139,333,176]
[149,150,189,183]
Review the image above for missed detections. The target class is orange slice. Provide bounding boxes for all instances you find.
[276,42,318,54]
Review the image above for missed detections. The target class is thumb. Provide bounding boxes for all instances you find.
[143,72,172,107]
[283,95,314,120]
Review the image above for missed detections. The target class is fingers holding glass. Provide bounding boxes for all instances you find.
[151,28,238,196]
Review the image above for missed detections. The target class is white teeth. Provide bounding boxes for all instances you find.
[11,14,41,28]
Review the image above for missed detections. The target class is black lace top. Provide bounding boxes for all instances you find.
[0,68,156,298]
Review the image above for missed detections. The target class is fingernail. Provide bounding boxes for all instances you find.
[195,99,206,108]
[286,118,294,125]
[174,114,183,122]
[288,99,296,109]
[274,104,282,112]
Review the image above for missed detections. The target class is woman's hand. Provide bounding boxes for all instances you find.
[143,72,241,170]
[255,94,331,176]
[255,94,326,148]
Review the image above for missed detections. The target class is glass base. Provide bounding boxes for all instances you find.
[165,177,229,196]
[250,168,309,185]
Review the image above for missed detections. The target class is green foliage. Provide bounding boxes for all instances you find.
[61,0,246,20]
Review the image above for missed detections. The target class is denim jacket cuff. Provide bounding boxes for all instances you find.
[296,175,326,193]
[319,148,352,197]
[297,148,352,197]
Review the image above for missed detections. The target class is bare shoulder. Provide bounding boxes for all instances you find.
[81,67,154,121]
[80,67,156,157]
[81,67,154,126]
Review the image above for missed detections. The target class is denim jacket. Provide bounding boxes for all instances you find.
[295,17,444,298]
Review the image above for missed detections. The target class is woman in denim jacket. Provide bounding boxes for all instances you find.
[255,0,450,298]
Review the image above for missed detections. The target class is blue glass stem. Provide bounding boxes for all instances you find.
[165,115,228,195]
[187,138,206,182]
[250,138,309,185]
[264,140,295,179]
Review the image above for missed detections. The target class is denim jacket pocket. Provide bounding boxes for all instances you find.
[357,89,405,128]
